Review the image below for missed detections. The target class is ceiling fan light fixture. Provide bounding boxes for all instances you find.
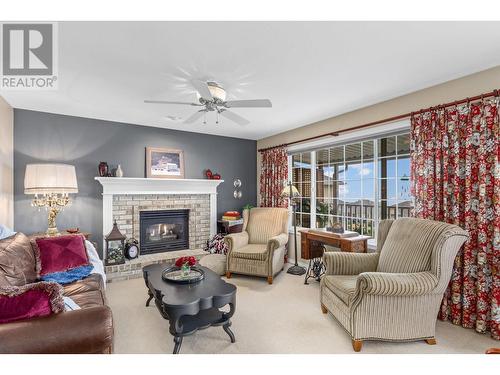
[146,79,270,126]
[207,82,226,102]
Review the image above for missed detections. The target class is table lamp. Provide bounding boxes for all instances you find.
[281,182,306,276]
[24,163,78,236]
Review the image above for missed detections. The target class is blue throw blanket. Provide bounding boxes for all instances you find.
[40,265,94,284]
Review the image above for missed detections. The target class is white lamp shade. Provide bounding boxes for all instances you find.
[280,184,300,198]
[24,164,78,194]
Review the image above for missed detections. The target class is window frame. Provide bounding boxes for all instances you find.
[286,120,411,244]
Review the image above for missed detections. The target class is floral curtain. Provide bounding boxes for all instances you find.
[410,94,499,340]
[260,146,288,207]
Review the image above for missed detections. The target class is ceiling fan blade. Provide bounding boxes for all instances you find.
[191,80,213,100]
[224,99,272,108]
[220,110,250,126]
[184,110,206,124]
[144,100,202,106]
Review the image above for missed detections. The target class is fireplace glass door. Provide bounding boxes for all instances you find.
[139,209,189,254]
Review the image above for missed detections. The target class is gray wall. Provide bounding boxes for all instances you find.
[14,109,257,255]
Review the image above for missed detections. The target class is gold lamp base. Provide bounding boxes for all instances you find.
[45,206,62,236]
[46,226,60,236]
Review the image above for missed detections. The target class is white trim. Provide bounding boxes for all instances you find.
[287,119,410,154]
[94,177,224,253]
[310,150,317,229]
[94,177,223,195]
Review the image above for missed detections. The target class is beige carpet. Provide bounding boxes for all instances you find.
[106,266,496,354]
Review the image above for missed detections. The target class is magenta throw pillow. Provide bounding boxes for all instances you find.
[0,282,64,323]
[32,235,90,277]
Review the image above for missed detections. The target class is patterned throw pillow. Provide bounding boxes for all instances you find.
[204,234,228,255]
[0,281,64,324]
[31,235,92,284]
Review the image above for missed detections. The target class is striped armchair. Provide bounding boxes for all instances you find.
[224,208,289,284]
[320,218,468,352]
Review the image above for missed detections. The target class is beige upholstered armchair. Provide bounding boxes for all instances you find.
[320,218,468,352]
[224,207,289,284]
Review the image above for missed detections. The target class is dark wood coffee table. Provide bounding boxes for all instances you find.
[143,264,237,354]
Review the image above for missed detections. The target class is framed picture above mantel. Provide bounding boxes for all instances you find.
[146,147,185,179]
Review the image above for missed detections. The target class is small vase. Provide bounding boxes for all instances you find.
[98,162,108,177]
[181,264,190,277]
[115,164,124,177]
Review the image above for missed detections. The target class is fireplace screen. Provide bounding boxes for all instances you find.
[139,209,189,254]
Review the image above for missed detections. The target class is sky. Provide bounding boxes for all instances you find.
[294,156,411,201]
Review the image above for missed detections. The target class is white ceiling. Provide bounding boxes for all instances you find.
[2,22,500,140]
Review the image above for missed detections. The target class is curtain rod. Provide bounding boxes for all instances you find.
[258,89,499,153]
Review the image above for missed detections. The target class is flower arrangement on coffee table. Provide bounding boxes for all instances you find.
[175,256,197,277]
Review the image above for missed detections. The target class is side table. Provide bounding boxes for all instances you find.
[217,220,243,235]
[29,231,91,240]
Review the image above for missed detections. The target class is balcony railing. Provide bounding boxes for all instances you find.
[297,201,414,237]
[343,203,412,220]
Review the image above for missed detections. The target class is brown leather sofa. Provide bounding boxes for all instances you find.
[0,233,114,354]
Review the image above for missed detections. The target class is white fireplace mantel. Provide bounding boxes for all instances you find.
[94,177,224,245]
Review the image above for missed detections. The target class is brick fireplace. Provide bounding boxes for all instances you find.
[95,177,223,281]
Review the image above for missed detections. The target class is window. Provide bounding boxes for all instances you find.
[289,132,413,238]
[377,133,412,221]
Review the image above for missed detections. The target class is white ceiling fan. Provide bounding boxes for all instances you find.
[144,80,272,125]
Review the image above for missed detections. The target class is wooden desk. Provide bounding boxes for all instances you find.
[300,229,370,284]
[300,229,369,259]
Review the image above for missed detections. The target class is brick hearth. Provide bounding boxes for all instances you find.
[105,249,207,282]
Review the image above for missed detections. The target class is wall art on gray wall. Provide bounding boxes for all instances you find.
[146,147,185,179]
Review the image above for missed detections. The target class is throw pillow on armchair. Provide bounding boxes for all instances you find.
[0,281,65,323]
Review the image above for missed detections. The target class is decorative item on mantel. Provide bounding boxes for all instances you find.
[115,164,124,177]
[205,169,221,180]
[105,221,126,266]
[24,163,79,236]
[98,161,109,177]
